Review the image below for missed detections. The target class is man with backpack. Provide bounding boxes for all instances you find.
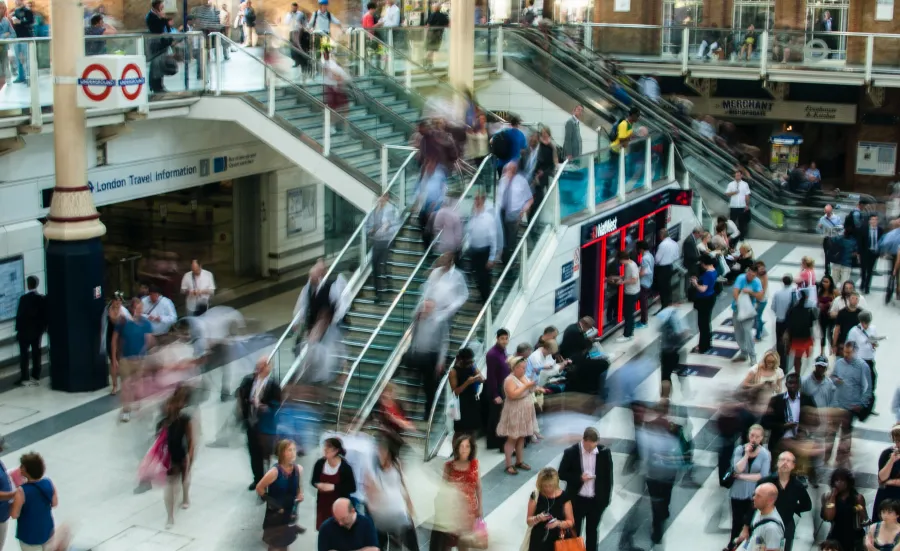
[609,107,641,186]
[732,483,785,551]
[309,0,341,54]
[490,115,528,178]
[784,287,816,375]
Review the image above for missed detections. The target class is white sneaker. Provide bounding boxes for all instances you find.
[120,412,131,423]
[616,336,634,343]
[23,379,38,387]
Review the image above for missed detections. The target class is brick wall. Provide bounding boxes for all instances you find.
[703,0,732,28]
[844,88,900,195]
[847,0,900,66]
[593,0,660,56]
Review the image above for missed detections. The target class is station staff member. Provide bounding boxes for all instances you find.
[141,285,178,336]
[181,259,216,316]
[653,228,680,311]
[726,171,751,243]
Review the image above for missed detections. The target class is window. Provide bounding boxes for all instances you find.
[806,0,849,61]
[661,0,703,56]
[733,0,774,33]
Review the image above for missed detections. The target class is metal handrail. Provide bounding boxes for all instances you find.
[570,22,900,38]
[211,32,396,156]
[335,154,495,432]
[350,28,509,124]
[422,158,570,461]
[0,31,204,45]
[271,148,419,388]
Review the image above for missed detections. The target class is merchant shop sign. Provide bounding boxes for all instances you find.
[694,98,857,124]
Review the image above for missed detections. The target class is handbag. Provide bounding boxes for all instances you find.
[554,529,586,551]
[447,394,461,421]
[460,517,489,549]
[137,427,171,486]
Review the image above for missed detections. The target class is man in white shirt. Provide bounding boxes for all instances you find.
[654,228,680,312]
[617,250,641,343]
[378,0,400,28]
[284,3,307,67]
[366,194,399,304]
[726,171,751,243]
[847,310,878,392]
[466,191,501,303]
[498,162,534,264]
[421,254,469,322]
[180,259,216,316]
[141,285,178,336]
[639,74,661,104]
[817,204,843,274]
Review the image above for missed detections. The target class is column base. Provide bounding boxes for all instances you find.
[46,238,108,392]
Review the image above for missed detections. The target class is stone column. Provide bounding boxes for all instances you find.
[449,0,475,113]
[44,0,108,392]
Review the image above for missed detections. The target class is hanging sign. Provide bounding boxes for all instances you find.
[76,55,148,109]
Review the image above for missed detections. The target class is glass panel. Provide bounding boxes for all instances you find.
[558,153,592,219]
[625,137,647,191]
[806,4,848,61]
[0,39,42,112]
[474,26,499,67]
[651,136,669,183]
[145,33,208,95]
[595,149,618,205]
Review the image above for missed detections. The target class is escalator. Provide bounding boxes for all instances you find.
[501,28,834,234]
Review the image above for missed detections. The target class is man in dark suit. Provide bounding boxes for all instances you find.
[761,372,816,455]
[682,226,702,277]
[558,427,613,551]
[237,355,282,489]
[15,275,47,387]
[563,105,584,161]
[860,214,883,295]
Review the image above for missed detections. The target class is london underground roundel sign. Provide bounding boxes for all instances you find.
[77,63,115,102]
[118,63,145,101]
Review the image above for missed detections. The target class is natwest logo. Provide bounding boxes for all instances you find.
[591,217,618,239]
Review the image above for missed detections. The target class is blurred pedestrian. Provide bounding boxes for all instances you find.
[113,297,155,422]
[439,434,483,551]
[498,162,533,265]
[365,436,417,550]
[831,341,873,468]
[873,425,900,515]
[366,194,399,304]
[558,427,612,551]
[160,386,195,528]
[238,357,282,490]
[466,191,501,304]
[727,424,771,544]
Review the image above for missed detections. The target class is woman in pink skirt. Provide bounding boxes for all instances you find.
[497,356,538,475]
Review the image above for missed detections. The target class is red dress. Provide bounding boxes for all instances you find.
[315,469,342,530]
[444,459,479,539]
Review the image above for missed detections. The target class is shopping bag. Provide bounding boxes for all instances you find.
[736,293,755,321]
[447,395,461,422]
[137,427,171,486]
[554,529,586,551]
[460,517,489,549]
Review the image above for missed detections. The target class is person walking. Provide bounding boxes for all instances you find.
[311,438,357,531]
[817,275,838,357]
[406,300,448,420]
[366,194,398,304]
[615,250,641,343]
[257,440,305,550]
[498,357,538,475]
[728,424,771,545]
[558,427,612,551]
[365,436,418,551]
[497,162,533,265]
[831,341,873,468]
[732,483,785,551]
[112,298,155,422]
[818,205,843,275]
[861,214,883,295]
[10,452,57,551]
[690,254,718,353]
[439,434,483,551]
[14,275,47,387]
[732,264,765,365]
[524,468,575,551]
[747,452,811,551]
[238,357,283,490]
[466,191,500,304]
[159,386,195,528]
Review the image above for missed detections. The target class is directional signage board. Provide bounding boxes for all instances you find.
[76,55,148,109]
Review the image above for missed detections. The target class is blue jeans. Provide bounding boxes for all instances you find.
[755,300,767,338]
[13,44,27,81]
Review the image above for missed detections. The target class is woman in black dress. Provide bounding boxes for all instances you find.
[823,468,868,551]
[525,467,574,551]
[160,385,194,529]
[449,347,483,435]
[874,426,900,516]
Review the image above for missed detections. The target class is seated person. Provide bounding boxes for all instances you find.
[726,244,755,284]
[558,317,610,395]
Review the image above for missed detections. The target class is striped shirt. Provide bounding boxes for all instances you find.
[191,5,221,30]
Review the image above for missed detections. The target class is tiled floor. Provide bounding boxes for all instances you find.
[0,238,896,551]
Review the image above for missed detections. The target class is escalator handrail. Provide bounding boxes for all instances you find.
[211,32,402,158]
[348,28,510,125]
[271,149,419,388]
[336,154,496,433]
[422,158,570,462]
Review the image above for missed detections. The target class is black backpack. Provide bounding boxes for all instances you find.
[787,294,813,339]
[490,129,512,160]
[607,118,627,142]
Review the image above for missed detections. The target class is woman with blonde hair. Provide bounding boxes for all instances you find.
[797,256,817,289]
[497,356,538,475]
[741,350,785,395]
[525,468,574,551]
[257,439,304,550]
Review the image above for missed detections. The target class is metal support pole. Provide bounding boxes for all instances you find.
[667,140,676,182]
[618,149,626,200]
[400,166,407,207]
[865,35,874,85]
[682,171,690,191]
[381,146,389,191]
[485,304,492,346]
[359,30,367,77]
[694,197,702,225]
[135,36,150,115]
[28,41,41,127]
[681,27,689,75]
[587,156,596,214]
[583,24,592,52]
[215,33,223,96]
[323,109,331,156]
[387,30,395,76]
[496,26,504,73]
[200,34,208,88]
[760,31,768,78]
[405,64,412,89]
[519,240,529,288]
[267,72,276,117]
[553,182,561,230]
[644,139,652,188]
[359,225,368,268]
